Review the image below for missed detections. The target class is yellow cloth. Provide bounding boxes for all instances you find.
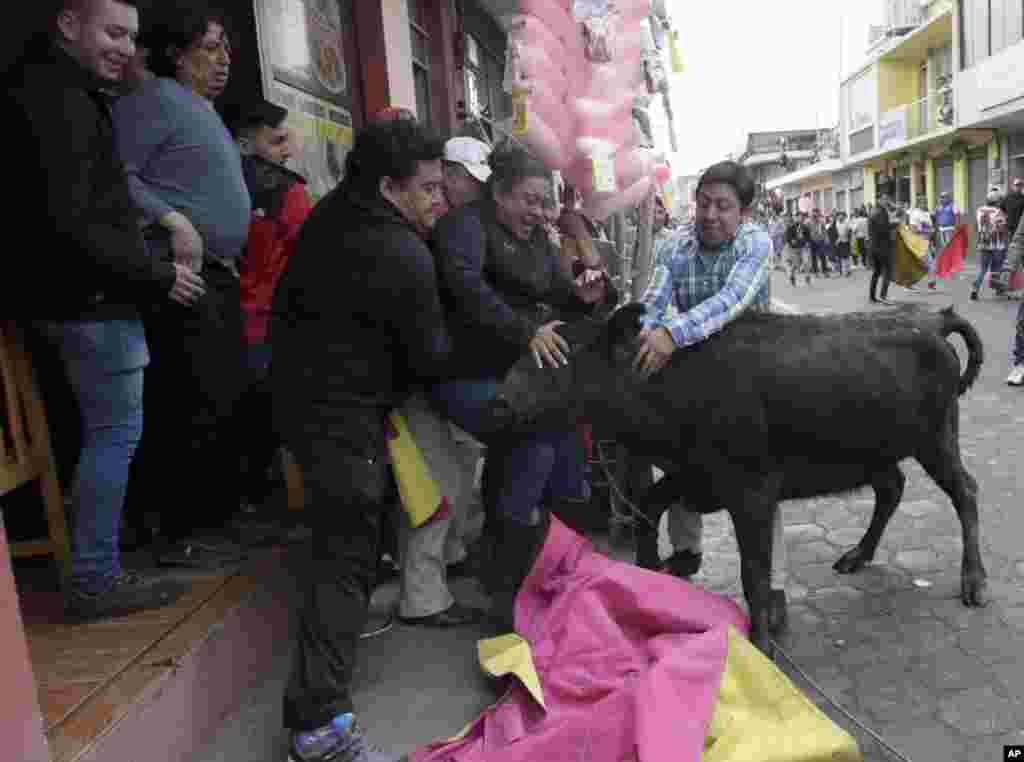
[703,627,862,761]
[386,412,443,529]
[892,224,930,288]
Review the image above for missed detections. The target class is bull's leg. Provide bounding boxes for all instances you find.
[916,405,987,607]
[834,463,905,574]
[633,470,686,570]
[730,497,783,654]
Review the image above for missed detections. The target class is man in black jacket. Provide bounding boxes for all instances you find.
[4,0,204,621]
[270,118,451,762]
[869,196,897,304]
[1000,176,1024,236]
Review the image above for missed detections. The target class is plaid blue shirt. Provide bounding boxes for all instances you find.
[641,223,772,347]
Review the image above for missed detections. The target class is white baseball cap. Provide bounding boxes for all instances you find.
[444,137,492,183]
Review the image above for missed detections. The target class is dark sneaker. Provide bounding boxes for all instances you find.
[65,571,185,622]
[288,712,405,762]
[157,538,245,569]
[359,611,395,640]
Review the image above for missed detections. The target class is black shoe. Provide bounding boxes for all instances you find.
[157,538,244,569]
[398,601,483,628]
[65,571,185,622]
[970,290,979,301]
[663,550,703,579]
[359,611,395,640]
[789,274,796,287]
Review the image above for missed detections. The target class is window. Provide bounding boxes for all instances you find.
[463,33,509,139]
[960,0,1024,69]
[847,71,876,133]
[408,0,432,128]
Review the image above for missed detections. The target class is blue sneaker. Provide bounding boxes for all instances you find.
[288,713,405,762]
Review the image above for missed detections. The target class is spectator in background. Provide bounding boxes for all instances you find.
[114,4,251,568]
[971,189,1009,301]
[999,215,1024,385]
[226,99,313,514]
[5,0,208,620]
[442,136,490,209]
[852,207,870,269]
[869,196,897,304]
[834,211,852,277]
[271,118,453,762]
[785,211,810,286]
[807,209,830,277]
[1000,176,1024,236]
[930,191,962,290]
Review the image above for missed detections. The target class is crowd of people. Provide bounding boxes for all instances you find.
[5,1,1024,760]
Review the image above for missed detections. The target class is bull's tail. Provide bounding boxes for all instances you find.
[939,306,984,396]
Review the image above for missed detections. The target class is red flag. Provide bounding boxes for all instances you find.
[935,224,968,280]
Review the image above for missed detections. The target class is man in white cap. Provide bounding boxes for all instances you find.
[442,136,492,208]
[391,136,492,627]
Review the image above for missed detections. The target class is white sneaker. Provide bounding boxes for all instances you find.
[1008,365,1024,386]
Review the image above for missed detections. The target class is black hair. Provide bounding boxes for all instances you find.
[487,143,549,196]
[695,160,756,209]
[224,99,288,138]
[344,117,444,194]
[145,1,230,79]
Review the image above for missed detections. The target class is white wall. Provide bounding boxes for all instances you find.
[956,40,1024,128]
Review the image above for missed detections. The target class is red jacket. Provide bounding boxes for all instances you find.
[240,157,313,344]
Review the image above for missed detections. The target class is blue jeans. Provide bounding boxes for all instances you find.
[973,250,1007,292]
[429,379,587,527]
[37,320,147,594]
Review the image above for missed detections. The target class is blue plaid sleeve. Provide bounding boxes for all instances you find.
[662,229,771,347]
[639,228,690,329]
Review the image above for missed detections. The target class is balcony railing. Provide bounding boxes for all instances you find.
[878,86,954,150]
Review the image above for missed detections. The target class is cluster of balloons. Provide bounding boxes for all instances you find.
[502,0,672,221]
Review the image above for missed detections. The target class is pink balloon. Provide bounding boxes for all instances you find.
[500,13,585,74]
[516,42,570,93]
[517,113,571,171]
[519,0,580,57]
[584,176,653,221]
[617,147,656,189]
[653,163,672,186]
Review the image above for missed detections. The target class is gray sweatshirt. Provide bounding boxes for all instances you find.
[112,78,251,260]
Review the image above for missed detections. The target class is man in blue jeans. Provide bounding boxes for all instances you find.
[5,0,205,620]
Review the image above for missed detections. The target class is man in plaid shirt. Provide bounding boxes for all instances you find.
[632,161,786,597]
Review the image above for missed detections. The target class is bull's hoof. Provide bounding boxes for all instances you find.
[961,575,989,607]
[833,546,872,574]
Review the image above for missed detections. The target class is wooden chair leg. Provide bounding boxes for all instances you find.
[281,448,305,513]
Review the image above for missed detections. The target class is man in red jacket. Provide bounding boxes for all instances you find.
[228,100,313,513]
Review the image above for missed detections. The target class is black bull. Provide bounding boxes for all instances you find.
[493,303,987,651]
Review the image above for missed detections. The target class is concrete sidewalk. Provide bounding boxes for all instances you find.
[193,267,1024,762]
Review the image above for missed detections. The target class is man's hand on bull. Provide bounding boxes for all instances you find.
[634,327,677,379]
[529,321,570,368]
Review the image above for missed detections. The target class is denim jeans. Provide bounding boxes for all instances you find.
[36,320,147,594]
[429,379,587,527]
[973,250,1007,292]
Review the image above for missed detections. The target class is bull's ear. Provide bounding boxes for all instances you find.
[606,303,646,346]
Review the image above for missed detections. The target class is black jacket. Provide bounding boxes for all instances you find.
[2,44,175,320]
[868,206,895,250]
[784,222,807,249]
[1000,191,1024,237]
[269,182,453,454]
[433,200,616,379]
